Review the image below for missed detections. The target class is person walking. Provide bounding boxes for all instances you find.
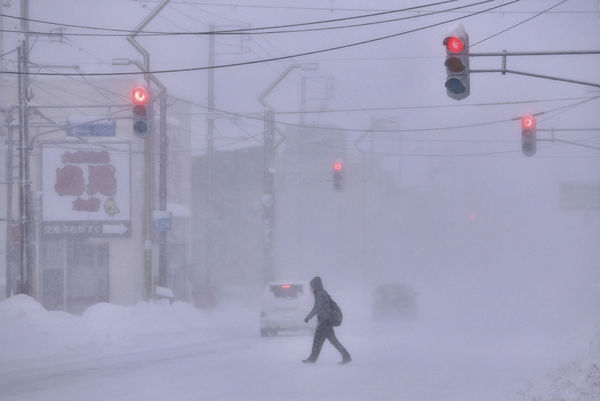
[303,276,352,364]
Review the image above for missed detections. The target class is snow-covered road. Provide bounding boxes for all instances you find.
[1,295,597,401]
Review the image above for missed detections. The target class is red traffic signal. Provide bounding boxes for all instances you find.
[443,26,470,101]
[333,160,343,191]
[521,115,536,130]
[521,115,537,157]
[132,86,149,105]
[131,86,152,138]
[445,36,465,53]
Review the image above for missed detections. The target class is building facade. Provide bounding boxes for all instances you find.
[1,77,192,312]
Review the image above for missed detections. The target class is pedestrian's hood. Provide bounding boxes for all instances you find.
[310,276,323,292]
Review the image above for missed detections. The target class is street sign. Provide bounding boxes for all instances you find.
[152,211,172,231]
[67,118,116,137]
[41,221,130,237]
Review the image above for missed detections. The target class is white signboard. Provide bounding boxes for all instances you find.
[41,143,131,237]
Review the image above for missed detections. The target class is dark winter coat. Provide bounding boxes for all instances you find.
[305,276,331,326]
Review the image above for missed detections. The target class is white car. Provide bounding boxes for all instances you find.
[260,281,316,337]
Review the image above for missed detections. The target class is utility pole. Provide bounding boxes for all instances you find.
[158,91,168,287]
[4,112,15,298]
[263,108,275,283]
[204,24,215,288]
[355,119,396,283]
[17,0,33,296]
[258,63,318,284]
[126,0,171,299]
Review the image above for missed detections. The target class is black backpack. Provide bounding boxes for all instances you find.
[329,297,343,327]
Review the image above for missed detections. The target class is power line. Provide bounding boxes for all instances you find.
[0,0,521,76]
[471,0,567,47]
[272,96,599,115]
[0,47,18,57]
[169,95,600,124]
[283,97,600,133]
[0,0,497,37]
[296,132,600,158]
[0,0,461,36]
[132,0,599,14]
[174,93,600,135]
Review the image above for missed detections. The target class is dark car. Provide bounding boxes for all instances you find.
[372,283,418,319]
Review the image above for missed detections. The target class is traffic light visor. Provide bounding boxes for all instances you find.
[133,120,148,134]
[522,115,535,129]
[445,36,465,53]
[132,87,149,105]
[133,104,147,117]
[445,57,466,73]
[445,77,466,94]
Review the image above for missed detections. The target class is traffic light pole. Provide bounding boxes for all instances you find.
[470,49,600,89]
[126,0,171,299]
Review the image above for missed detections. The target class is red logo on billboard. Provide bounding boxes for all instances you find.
[72,197,101,212]
[55,150,119,215]
[55,165,85,196]
[87,165,117,196]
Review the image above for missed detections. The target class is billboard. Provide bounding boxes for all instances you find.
[41,142,131,237]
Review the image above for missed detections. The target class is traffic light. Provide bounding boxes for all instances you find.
[131,85,152,138]
[521,115,536,156]
[443,25,470,100]
[333,160,343,191]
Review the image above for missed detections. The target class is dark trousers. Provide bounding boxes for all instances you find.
[308,323,350,361]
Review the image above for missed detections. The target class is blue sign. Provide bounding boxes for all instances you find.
[152,211,172,231]
[67,120,116,137]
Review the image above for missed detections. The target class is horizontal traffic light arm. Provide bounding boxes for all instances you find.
[537,138,600,151]
[470,68,600,89]
[469,50,600,57]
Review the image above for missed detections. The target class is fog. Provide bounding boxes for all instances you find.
[0,1,599,400]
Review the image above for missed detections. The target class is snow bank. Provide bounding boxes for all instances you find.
[0,294,96,361]
[0,295,211,363]
[513,329,600,401]
[82,299,210,341]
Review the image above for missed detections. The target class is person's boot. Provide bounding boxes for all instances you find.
[339,355,352,365]
[302,356,317,363]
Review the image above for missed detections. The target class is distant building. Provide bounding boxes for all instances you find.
[1,77,192,312]
[191,146,264,302]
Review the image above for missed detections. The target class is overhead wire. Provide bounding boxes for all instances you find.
[0,0,500,37]
[0,0,462,36]
[131,0,598,14]
[293,95,600,133]
[0,0,522,76]
[272,96,600,115]
[0,47,18,57]
[169,93,600,156]
[471,0,567,47]
[186,95,600,134]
